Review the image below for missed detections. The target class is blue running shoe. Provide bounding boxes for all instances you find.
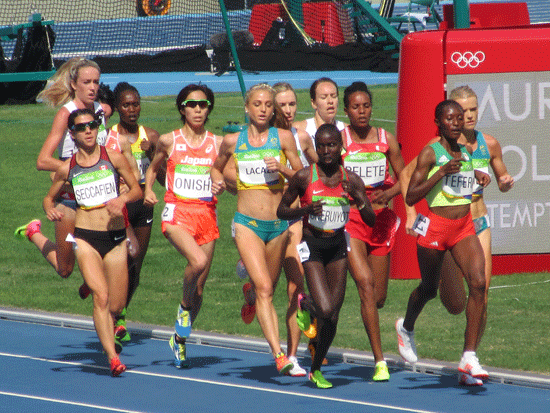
[175,305,191,338]
[169,334,189,368]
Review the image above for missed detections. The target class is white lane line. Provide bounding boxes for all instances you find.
[0,352,436,413]
[0,391,146,413]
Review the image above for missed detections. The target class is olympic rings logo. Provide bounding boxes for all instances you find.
[450,51,486,69]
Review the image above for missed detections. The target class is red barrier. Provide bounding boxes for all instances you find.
[302,2,345,46]
[248,3,284,45]
[248,2,345,47]
[442,2,530,29]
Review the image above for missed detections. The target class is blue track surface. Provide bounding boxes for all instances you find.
[1,317,549,413]
[100,70,399,97]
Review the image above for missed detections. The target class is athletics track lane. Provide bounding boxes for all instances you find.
[1,318,549,413]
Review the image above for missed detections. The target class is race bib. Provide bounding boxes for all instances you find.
[412,213,430,237]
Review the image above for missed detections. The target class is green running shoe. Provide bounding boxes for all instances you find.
[373,360,390,382]
[115,308,130,342]
[309,370,332,389]
[169,334,189,368]
[14,219,41,241]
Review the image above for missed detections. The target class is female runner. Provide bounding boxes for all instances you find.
[144,84,220,368]
[341,81,406,381]
[15,58,109,279]
[395,100,491,385]
[43,108,142,376]
[278,124,375,388]
[102,82,161,340]
[210,83,303,374]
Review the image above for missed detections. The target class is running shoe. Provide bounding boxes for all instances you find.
[242,282,255,305]
[169,333,189,368]
[458,353,489,380]
[396,318,418,364]
[303,318,318,340]
[14,219,41,241]
[236,259,249,279]
[308,339,328,365]
[458,372,483,386]
[115,308,130,342]
[372,360,390,382]
[297,294,317,339]
[114,338,122,355]
[309,370,332,389]
[296,293,311,330]
[110,356,126,377]
[241,303,256,324]
[175,305,191,338]
[275,352,293,374]
[78,283,91,300]
[286,356,307,377]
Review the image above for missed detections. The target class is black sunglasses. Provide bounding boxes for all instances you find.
[71,120,100,132]
[181,99,210,109]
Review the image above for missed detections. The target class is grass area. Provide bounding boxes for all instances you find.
[1,84,549,374]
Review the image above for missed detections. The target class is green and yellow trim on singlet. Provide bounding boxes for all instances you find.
[234,126,286,190]
[425,141,474,208]
[112,124,150,184]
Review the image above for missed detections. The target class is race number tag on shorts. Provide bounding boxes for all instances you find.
[296,241,310,263]
[161,203,175,222]
[412,213,430,237]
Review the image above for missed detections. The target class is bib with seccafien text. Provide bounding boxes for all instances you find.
[72,169,118,209]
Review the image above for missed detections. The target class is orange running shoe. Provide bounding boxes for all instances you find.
[275,352,293,374]
[110,356,126,377]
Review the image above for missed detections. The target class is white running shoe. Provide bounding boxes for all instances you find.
[458,372,483,386]
[458,353,489,380]
[395,318,418,364]
[286,356,307,377]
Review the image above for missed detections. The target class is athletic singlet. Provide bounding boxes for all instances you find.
[300,164,350,232]
[164,129,218,205]
[292,127,309,168]
[341,126,395,198]
[470,130,490,197]
[110,124,150,184]
[67,146,120,210]
[58,101,107,159]
[425,141,474,208]
[304,117,345,148]
[234,126,286,190]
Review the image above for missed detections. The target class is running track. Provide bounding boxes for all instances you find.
[1,309,549,413]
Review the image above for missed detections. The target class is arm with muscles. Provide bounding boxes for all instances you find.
[277,169,322,221]
[43,161,71,221]
[37,108,70,171]
[142,127,166,186]
[485,134,513,192]
[118,134,141,185]
[406,145,466,206]
[474,169,491,189]
[343,171,376,227]
[370,131,406,205]
[143,133,171,207]
[297,128,318,165]
[210,133,238,196]
[263,129,303,180]
[106,149,143,217]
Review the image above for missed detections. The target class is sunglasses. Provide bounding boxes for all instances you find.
[71,120,100,132]
[181,99,210,109]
